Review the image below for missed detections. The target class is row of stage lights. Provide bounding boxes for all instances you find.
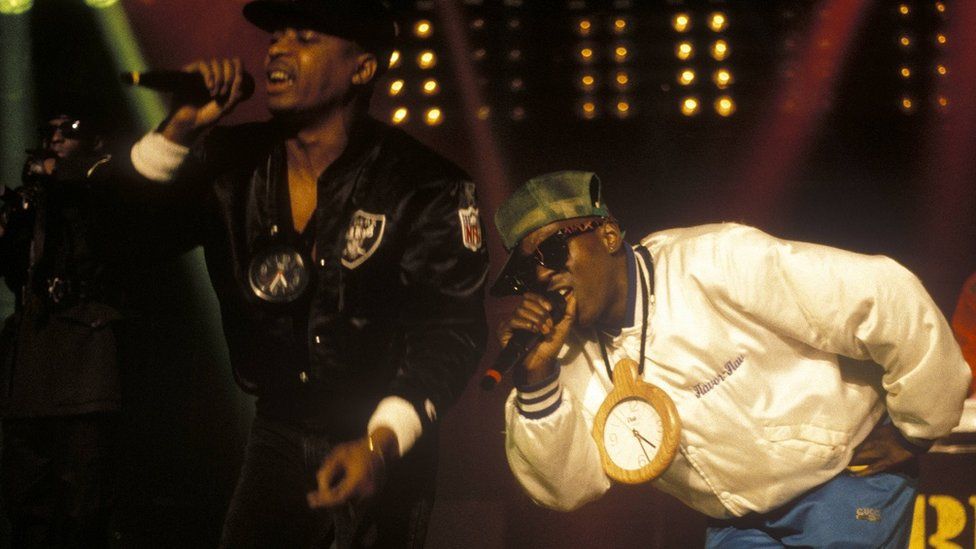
[672,11,736,118]
[384,19,446,127]
[894,2,949,115]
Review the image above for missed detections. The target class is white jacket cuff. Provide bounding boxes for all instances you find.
[367,396,424,457]
[130,132,190,182]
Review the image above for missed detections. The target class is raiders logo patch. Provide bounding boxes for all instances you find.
[458,206,483,252]
[342,210,386,269]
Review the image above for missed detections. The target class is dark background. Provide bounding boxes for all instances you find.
[1,0,974,547]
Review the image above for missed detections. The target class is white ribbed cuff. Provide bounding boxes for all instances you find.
[367,396,427,457]
[130,132,190,183]
[516,377,563,419]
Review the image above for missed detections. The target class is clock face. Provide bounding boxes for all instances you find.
[603,397,665,471]
[248,247,309,303]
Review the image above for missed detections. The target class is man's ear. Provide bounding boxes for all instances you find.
[351,53,378,86]
[602,222,622,254]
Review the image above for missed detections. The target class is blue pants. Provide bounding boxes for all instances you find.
[705,471,917,548]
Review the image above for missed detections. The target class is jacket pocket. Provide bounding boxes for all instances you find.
[760,423,847,465]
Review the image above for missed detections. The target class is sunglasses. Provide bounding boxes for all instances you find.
[38,119,86,141]
[503,218,608,294]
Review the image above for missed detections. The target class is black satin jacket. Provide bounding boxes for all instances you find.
[156,117,489,435]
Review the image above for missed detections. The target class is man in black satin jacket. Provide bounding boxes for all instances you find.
[128,1,488,546]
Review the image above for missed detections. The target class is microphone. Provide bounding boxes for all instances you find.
[121,70,256,101]
[481,290,567,391]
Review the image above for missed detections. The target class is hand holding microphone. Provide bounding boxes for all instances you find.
[483,290,575,390]
[122,58,251,146]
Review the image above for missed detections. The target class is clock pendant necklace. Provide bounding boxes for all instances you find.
[592,259,682,484]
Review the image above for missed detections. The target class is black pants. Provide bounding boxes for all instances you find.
[220,414,434,549]
[1,413,119,549]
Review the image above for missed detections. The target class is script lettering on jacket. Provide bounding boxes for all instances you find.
[693,355,744,398]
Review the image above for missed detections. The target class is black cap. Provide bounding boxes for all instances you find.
[243,0,398,73]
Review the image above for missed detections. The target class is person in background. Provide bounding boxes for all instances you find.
[492,171,970,548]
[1,110,123,548]
[126,0,488,546]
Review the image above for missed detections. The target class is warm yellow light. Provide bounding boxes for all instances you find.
[414,20,433,38]
[680,97,700,116]
[672,13,691,33]
[424,107,443,126]
[676,41,694,61]
[936,64,948,76]
[678,69,695,86]
[711,40,729,60]
[477,106,490,120]
[617,101,630,112]
[708,12,728,32]
[898,4,910,15]
[713,68,733,89]
[0,0,33,14]
[614,46,629,61]
[581,74,596,90]
[936,33,947,45]
[418,51,437,69]
[935,2,946,13]
[422,79,439,95]
[715,96,736,117]
[580,47,594,61]
[581,101,597,120]
[900,67,911,78]
[392,107,409,125]
[578,19,592,36]
[900,97,914,112]
[388,50,401,69]
[614,18,628,34]
[899,35,911,47]
[615,72,630,87]
[389,79,405,96]
[937,96,949,107]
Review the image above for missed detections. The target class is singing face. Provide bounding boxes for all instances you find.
[517,217,622,328]
[263,27,374,116]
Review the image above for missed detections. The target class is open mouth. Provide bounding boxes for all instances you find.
[266,67,295,91]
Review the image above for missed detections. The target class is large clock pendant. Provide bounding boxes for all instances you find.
[248,244,309,303]
[592,358,681,484]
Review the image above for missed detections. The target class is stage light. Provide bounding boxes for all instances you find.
[708,12,728,32]
[614,99,632,119]
[936,64,948,76]
[85,0,119,8]
[614,71,630,90]
[936,33,947,46]
[388,79,405,97]
[577,18,593,37]
[389,50,401,69]
[614,45,629,62]
[672,13,691,33]
[898,4,910,16]
[422,78,439,95]
[476,106,490,120]
[424,107,443,126]
[511,106,526,121]
[899,35,912,48]
[0,0,31,13]
[900,96,915,113]
[472,48,487,62]
[678,69,695,86]
[680,97,700,116]
[676,41,694,61]
[414,20,433,39]
[579,47,595,63]
[900,66,911,78]
[579,73,597,91]
[711,40,729,61]
[392,107,409,125]
[937,96,949,108]
[613,17,629,35]
[579,99,598,120]
[935,2,946,14]
[714,96,736,117]
[713,68,733,89]
[417,50,437,69]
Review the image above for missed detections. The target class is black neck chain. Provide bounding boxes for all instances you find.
[598,259,651,381]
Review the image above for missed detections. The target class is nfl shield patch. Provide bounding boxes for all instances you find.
[458,206,483,252]
[342,210,386,269]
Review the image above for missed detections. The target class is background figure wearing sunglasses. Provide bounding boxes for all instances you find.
[492,171,971,547]
[0,110,125,548]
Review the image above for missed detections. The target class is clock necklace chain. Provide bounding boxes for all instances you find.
[598,264,650,381]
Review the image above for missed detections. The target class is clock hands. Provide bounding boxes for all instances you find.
[632,429,657,449]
